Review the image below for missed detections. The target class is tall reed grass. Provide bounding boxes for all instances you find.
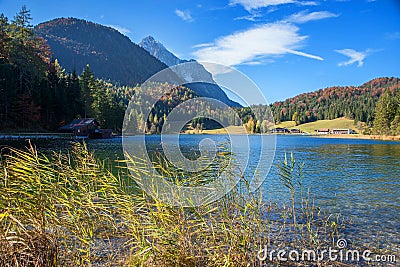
[0,142,347,266]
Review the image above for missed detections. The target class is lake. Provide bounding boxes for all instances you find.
[261,135,399,254]
[2,135,399,255]
[96,134,399,254]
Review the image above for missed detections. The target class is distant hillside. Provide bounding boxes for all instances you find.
[139,36,241,107]
[35,18,169,85]
[270,77,400,124]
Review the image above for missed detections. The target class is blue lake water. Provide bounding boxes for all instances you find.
[85,135,400,253]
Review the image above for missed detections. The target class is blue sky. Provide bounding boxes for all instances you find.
[1,0,399,103]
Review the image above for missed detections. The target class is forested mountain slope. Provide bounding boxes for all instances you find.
[35,18,169,86]
[270,77,400,125]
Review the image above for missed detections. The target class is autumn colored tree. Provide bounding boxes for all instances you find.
[245,117,255,133]
[268,77,400,126]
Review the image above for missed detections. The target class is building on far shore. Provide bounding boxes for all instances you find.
[332,129,355,134]
[315,128,330,134]
[315,128,355,135]
[272,127,303,134]
[273,127,290,133]
[59,118,112,139]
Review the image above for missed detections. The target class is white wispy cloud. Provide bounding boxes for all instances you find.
[234,13,259,21]
[192,43,214,48]
[233,7,276,21]
[243,61,263,65]
[193,22,323,67]
[385,32,400,40]
[335,49,369,67]
[299,1,318,5]
[175,9,193,22]
[107,25,131,35]
[285,10,339,23]
[229,0,317,11]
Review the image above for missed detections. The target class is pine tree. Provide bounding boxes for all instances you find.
[292,111,299,125]
[390,90,400,135]
[9,6,34,93]
[10,5,33,42]
[8,6,50,96]
[255,119,261,133]
[0,14,11,62]
[80,64,96,118]
[373,91,397,135]
[390,116,400,136]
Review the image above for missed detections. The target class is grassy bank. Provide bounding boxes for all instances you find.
[184,118,361,135]
[0,143,352,266]
[276,117,360,134]
[184,125,246,134]
[314,134,400,141]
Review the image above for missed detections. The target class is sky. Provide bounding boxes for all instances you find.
[1,0,399,104]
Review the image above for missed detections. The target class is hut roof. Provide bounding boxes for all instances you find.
[59,118,98,131]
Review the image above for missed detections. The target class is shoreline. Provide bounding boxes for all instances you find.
[311,134,400,141]
[182,130,400,142]
[2,131,400,142]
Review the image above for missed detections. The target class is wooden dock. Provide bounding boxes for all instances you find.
[0,133,75,141]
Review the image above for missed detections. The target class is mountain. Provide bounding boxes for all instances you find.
[34,19,239,107]
[139,36,241,107]
[34,18,171,86]
[139,36,185,67]
[269,77,400,125]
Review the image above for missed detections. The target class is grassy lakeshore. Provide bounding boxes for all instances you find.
[185,129,400,141]
[313,133,400,141]
[276,117,361,134]
[182,117,400,142]
[184,118,361,135]
[184,125,246,134]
